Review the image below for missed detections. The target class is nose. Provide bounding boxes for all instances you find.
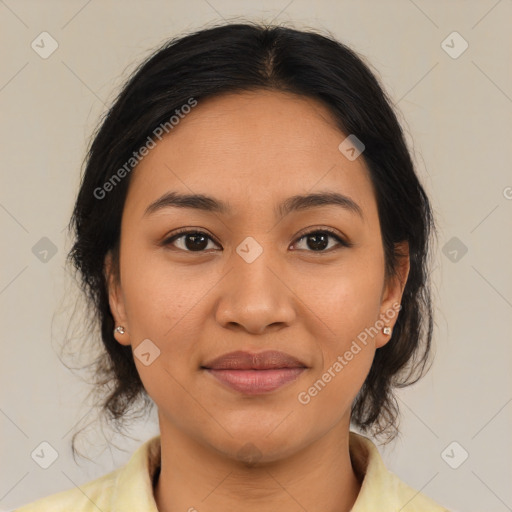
[214,250,296,335]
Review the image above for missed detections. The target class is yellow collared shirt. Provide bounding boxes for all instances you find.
[14,431,450,511]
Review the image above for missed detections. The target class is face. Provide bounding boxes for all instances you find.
[106,90,409,462]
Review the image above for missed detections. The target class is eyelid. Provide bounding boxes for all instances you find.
[161,226,353,251]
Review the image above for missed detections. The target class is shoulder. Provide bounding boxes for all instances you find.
[382,469,451,511]
[13,434,162,512]
[12,467,120,512]
[349,431,451,512]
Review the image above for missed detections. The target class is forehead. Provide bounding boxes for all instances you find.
[124,90,377,222]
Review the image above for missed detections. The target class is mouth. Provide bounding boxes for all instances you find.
[201,350,308,395]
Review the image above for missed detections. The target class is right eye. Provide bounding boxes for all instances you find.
[162,229,221,252]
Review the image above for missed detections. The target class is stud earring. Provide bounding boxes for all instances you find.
[383,326,392,335]
[114,326,125,335]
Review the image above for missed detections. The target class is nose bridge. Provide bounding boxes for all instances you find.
[215,239,294,332]
[232,238,282,304]
[236,242,277,292]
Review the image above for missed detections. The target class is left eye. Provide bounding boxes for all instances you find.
[292,230,348,252]
[163,229,349,253]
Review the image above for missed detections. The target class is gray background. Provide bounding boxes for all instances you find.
[1,1,511,511]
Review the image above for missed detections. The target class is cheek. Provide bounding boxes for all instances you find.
[120,245,207,339]
[117,252,201,400]
[297,270,381,416]
[293,253,384,402]
[124,261,203,418]
[293,254,385,340]
[296,342,375,427]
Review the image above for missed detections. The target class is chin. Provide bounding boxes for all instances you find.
[210,423,307,465]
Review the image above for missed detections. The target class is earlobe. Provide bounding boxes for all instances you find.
[104,251,131,346]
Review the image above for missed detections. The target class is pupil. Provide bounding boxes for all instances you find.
[186,233,208,251]
[308,233,328,251]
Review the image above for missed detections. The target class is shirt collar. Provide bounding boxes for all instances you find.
[111,433,161,512]
[110,431,444,511]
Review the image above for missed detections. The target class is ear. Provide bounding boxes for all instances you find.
[104,251,131,346]
[375,241,410,349]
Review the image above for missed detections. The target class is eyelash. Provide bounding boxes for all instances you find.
[162,227,352,253]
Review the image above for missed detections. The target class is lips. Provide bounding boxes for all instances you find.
[202,350,308,394]
[202,350,307,370]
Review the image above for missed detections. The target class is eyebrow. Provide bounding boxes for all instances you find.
[143,191,364,220]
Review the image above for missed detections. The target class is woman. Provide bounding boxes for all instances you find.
[15,21,450,512]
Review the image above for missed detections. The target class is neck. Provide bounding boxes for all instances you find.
[154,419,361,512]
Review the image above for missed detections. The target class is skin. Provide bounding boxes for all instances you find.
[106,90,410,512]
